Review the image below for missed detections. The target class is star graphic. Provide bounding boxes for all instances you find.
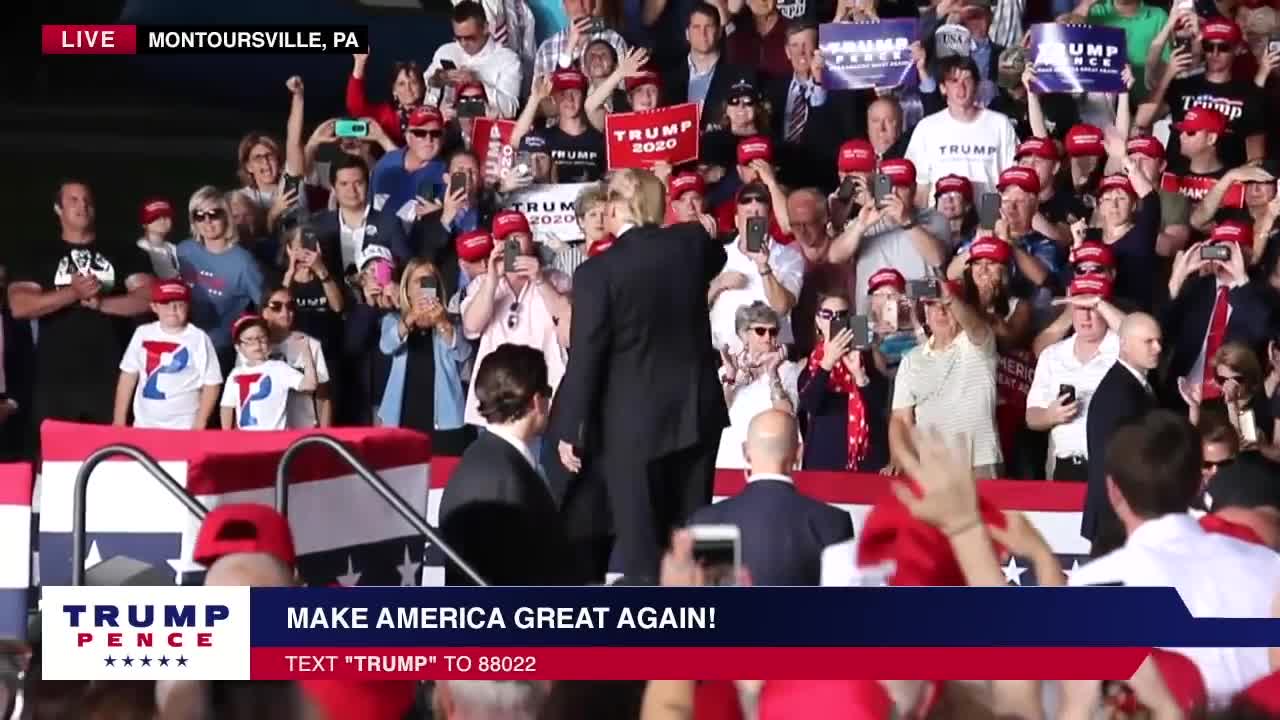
[85,541,104,569]
[159,656,170,667]
[1001,556,1026,586]
[396,546,422,587]
[104,656,116,667]
[140,656,152,667]
[177,656,188,667]
[1062,558,1082,583]
[122,656,134,667]
[336,555,362,586]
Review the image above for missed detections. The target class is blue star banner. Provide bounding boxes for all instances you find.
[819,20,919,91]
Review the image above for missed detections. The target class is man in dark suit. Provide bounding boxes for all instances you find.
[661,3,754,131]
[1084,312,1163,555]
[439,343,578,586]
[555,169,729,582]
[688,409,853,585]
[306,153,407,285]
[404,149,499,302]
[765,20,841,192]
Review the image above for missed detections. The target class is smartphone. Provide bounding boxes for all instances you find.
[300,226,319,251]
[504,238,520,273]
[1059,384,1076,404]
[583,16,606,33]
[1084,227,1103,243]
[440,59,457,70]
[978,192,1001,231]
[450,171,469,194]
[872,173,893,206]
[836,176,857,202]
[371,259,393,287]
[908,278,940,300]
[1173,35,1192,54]
[418,275,439,300]
[1240,410,1259,445]
[745,217,768,253]
[850,314,872,349]
[514,151,533,176]
[281,173,301,199]
[689,524,741,587]
[1200,244,1231,261]
[829,311,851,338]
[334,119,369,139]
[1268,34,1280,55]
[456,96,486,118]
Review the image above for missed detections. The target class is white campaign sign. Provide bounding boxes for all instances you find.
[504,183,593,244]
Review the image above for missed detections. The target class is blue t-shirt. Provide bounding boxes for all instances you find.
[370,150,445,225]
[177,239,265,350]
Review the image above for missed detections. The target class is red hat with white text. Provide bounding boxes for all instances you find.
[1201,17,1242,43]
[1097,173,1136,198]
[997,166,1041,194]
[1068,273,1113,299]
[150,279,190,303]
[1072,241,1114,269]
[455,230,494,262]
[837,139,876,173]
[1210,219,1251,249]
[670,172,705,199]
[968,236,1012,264]
[551,67,589,92]
[867,268,906,294]
[456,80,487,99]
[737,135,774,165]
[934,174,973,201]
[1015,137,1060,161]
[624,64,663,93]
[1126,135,1165,159]
[406,106,443,129]
[1173,107,1228,135]
[491,209,532,240]
[1064,124,1106,157]
[879,158,917,188]
[140,198,173,226]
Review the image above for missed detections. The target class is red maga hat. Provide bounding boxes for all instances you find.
[550,67,588,92]
[1174,107,1228,135]
[737,135,774,165]
[1065,124,1106,157]
[1015,137,1060,161]
[455,229,494,262]
[1068,273,1113,299]
[1126,135,1165,159]
[867,267,906,294]
[934,174,973,201]
[969,236,1012,264]
[407,105,443,128]
[837,139,876,173]
[491,209,532,240]
[140,198,173,225]
[669,172,705,199]
[193,503,296,569]
[1072,240,1115,268]
[997,166,1041,194]
[150,279,190,304]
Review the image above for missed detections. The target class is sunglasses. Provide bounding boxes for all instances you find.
[192,209,226,222]
[1202,458,1233,470]
[407,128,444,139]
[728,97,755,106]
[1213,373,1241,386]
[750,326,780,338]
[1204,41,1234,54]
[737,195,769,206]
[1075,263,1107,274]
[816,309,849,320]
[267,300,297,312]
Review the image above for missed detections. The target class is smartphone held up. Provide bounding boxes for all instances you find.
[689,524,742,587]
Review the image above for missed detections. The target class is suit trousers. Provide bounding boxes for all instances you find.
[607,440,719,581]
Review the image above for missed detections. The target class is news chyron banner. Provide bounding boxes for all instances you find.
[39,586,1280,681]
[41,24,369,55]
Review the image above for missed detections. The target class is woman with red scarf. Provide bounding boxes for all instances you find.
[797,291,890,472]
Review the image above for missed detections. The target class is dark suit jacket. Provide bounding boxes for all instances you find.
[765,76,841,191]
[308,206,407,281]
[662,57,755,130]
[438,432,578,585]
[1083,362,1156,543]
[553,222,729,461]
[688,478,854,586]
[1159,277,1274,401]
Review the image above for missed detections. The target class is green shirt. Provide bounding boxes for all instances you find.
[1087,0,1169,102]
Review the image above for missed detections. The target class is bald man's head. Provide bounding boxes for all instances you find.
[1119,312,1162,371]
[204,552,295,587]
[743,410,800,473]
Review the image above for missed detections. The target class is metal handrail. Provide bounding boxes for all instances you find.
[274,434,488,586]
[71,445,209,586]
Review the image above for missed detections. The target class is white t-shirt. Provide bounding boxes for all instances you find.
[709,240,806,353]
[235,332,330,429]
[904,108,1019,199]
[119,322,223,429]
[220,359,304,431]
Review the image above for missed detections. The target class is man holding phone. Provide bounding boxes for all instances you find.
[424,1,523,118]
[532,0,627,78]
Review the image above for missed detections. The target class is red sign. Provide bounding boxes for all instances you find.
[605,103,700,170]
[42,25,138,54]
[1160,172,1245,208]
[472,118,517,185]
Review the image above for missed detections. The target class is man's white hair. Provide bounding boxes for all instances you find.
[441,680,546,720]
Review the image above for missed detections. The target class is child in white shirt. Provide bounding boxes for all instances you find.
[114,280,223,429]
[137,198,181,279]
[220,314,317,430]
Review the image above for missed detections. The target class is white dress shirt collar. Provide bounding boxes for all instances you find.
[487,424,540,473]
[1117,358,1151,389]
[746,472,793,484]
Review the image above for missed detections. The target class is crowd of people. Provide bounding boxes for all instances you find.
[7,0,1280,714]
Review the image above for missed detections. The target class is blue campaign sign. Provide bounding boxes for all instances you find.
[819,20,918,91]
[249,586,1280,648]
[1028,23,1127,94]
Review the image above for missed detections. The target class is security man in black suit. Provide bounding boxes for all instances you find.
[554,169,729,582]
[439,343,578,586]
[1084,313,1163,555]
[688,410,854,586]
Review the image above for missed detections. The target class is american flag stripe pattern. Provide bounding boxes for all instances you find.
[0,464,31,640]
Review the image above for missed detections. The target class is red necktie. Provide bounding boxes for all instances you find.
[1202,286,1230,391]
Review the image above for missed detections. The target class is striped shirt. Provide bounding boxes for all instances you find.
[533,27,628,79]
[989,0,1026,50]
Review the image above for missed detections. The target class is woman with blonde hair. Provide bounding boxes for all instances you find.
[378,258,474,454]
[177,185,266,374]
[1181,341,1277,455]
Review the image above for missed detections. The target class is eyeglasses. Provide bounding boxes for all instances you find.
[192,209,226,222]
[728,97,755,107]
[750,326,779,338]
[1202,458,1234,470]
[266,300,297,312]
[407,128,444,139]
[816,309,848,319]
[238,335,269,347]
[1214,372,1241,385]
[1204,41,1234,54]
[737,196,769,206]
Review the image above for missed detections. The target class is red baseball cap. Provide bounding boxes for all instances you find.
[969,236,1012,264]
[670,172,705,199]
[837,139,876,173]
[193,503,296,570]
[997,166,1041,194]
[407,106,443,129]
[1015,137,1060,161]
[1126,135,1166,159]
[1064,124,1106,157]
[760,680,893,720]
[301,680,419,720]
[491,210,531,240]
[1201,17,1242,43]
[1097,173,1136,198]
[934,174,973,201]
[456,81,487,100]
[737,135,773,165]
[551,67,588,92]
[1210,218,1252,248]
[1068,272,1113,298]
[231,313,269,344]
[455,230,494,262]
[1174,107,1228,135]
[588,235,615,257]
[880,158,917,188]
[1072,241,1115,268]
[867,267,906,294]
[624,64,662,93]
[150,279,190,303]
[140,198,173,226]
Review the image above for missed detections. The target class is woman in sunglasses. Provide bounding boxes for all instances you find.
[378,259,473,454]
[715,301,801,469]
[347,53,426,146]
[797,292,890,472]
[238,286,334,429]
[177,186,266,375]
[1181,342,1277,457]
